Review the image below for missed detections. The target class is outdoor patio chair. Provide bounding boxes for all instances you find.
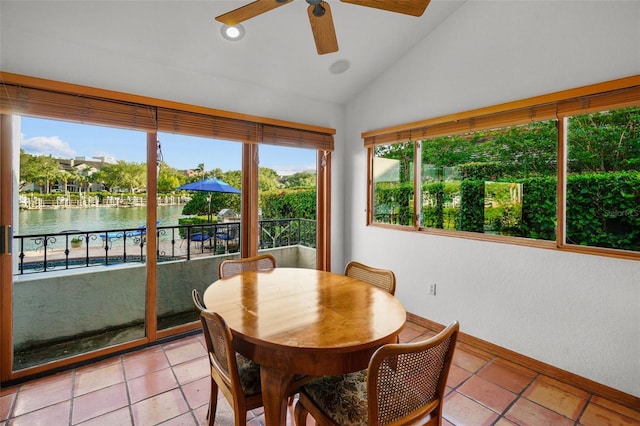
[190,232,211,249]
[294,321,460,426]
[345,260,397,295]
[124,220,161,238]
[215,224,238,241]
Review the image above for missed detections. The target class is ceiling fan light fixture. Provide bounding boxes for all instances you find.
[221,24,245,41]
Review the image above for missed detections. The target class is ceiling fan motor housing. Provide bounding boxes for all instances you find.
[216,0,431,55]
[306,0,326,17]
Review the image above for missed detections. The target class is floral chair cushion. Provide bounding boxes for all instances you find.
[302,369,368,426]
[236,353,261,396]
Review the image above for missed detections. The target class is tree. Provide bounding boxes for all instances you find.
[93,161,145,193]
[375,142,414,183]
[567,107,640,172]
[282,171,316,188]
[19,151,60,193]
[258,168,280,192]
[158,161,186,193]
[422,135,475,170]
[479,121,558,177]
[74,168,91,193]
[57,170,73,193]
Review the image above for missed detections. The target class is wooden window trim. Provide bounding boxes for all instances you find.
[365,75,640,261]
[0,71,335,151]
[0,71,335,383]
[363,75,640,145]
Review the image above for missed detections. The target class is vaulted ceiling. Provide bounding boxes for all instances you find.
[1,1,465,104]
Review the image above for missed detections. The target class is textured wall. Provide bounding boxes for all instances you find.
[344,1,640,397]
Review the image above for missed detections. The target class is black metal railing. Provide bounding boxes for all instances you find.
[13,219,315,275]
[259,218,316,249]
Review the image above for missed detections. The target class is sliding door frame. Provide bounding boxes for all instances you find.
[0,72,335,384]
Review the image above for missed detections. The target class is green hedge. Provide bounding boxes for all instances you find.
[261,188,316,220]
[459,180,484,232]
[520,176,556,240]
[373,182,414,226]
[565,172,640,251]
[459,162,507,180]
[374,171,639,251]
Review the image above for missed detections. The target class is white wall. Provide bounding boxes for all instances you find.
[2,0,639,396]
[345,1,640,397]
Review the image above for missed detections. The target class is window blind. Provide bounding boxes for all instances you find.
[0,83,157,131]
[158,108,334,151]
[261,124,334,151]
[157,107,260,143]
[364,84,640,147]
[1,75,335,151]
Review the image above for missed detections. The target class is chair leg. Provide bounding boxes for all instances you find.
[294,398,309,426]
[234,410,247,426]
[208,379,218,426]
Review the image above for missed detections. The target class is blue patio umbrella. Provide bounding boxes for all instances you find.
[176,177,241,194]
[176,177,241,221]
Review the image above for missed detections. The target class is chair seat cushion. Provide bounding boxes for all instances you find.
[237,353,261,396]
[303,370,368,426]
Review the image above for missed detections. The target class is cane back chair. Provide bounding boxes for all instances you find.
[192,289,263,425]
[345,260,397,295]
[218,253,277,279]
[294,321,460,426]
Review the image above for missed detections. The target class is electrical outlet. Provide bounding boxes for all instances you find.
[428,283,437,296]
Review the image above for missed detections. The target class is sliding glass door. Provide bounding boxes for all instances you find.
[11,116,149,371]
[0,72,334,384]
[257,144,318,269]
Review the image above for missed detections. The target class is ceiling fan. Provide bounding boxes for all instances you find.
[215,0,431,55]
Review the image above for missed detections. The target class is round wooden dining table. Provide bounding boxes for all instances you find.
[203,267,406,426]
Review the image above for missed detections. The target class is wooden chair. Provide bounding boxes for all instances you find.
[216,255,308,406]
[218,253,277,279]
[192,289,263,426]
[345,260,397,295]
[192,289,306,421]
[294,321,460,426]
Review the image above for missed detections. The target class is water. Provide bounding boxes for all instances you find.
[17,205,187,236]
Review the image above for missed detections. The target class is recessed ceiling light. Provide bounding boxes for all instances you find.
[221,24,245,41]
[329,59,350,74]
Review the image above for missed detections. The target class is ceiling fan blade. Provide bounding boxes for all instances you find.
[339,0,431,17]
[216,0,293,25]
[307,2,338,55]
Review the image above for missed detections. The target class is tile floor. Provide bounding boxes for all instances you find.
[1,320,639,426]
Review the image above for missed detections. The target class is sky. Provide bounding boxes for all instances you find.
[19,116,317,175]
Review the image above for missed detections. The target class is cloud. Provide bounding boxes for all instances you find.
[270,163,317,176]
[21,135,76,157]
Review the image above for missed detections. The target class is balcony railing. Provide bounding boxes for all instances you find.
[13,219,316,275]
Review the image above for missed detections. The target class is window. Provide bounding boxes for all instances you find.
[258,145,318,268]
[0,72,334,383]
[564,107,640,252]
[372,142,414,227]
[366,78,640,259]
[418,120,558,239]
[15,117,148,369]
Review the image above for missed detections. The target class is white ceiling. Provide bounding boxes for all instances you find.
[2,0,466,105]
